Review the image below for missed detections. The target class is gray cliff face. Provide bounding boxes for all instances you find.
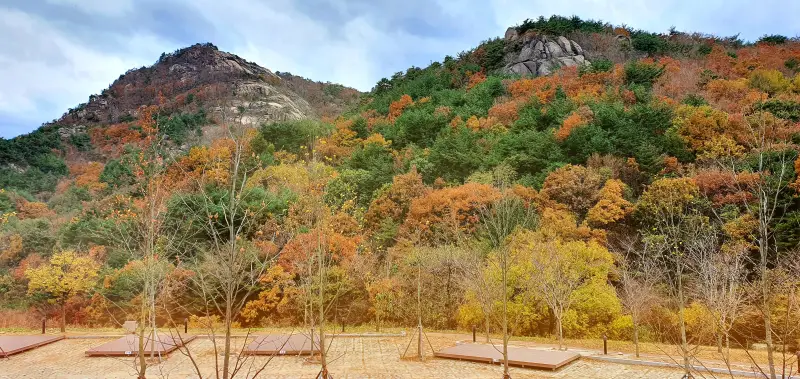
[502,27,590,76]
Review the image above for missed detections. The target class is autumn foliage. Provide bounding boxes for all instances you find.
[402,182,501,243]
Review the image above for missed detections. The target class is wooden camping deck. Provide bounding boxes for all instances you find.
[434,342,581,370]
[85,334,195,357]
[243,334,319,356]
[0,335,65,357]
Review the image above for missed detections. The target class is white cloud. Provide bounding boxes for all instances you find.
[46,0,134,17]
[181,0,471,91]
[0,7,171,137]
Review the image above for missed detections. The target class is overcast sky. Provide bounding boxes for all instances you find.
[2,0,799,139]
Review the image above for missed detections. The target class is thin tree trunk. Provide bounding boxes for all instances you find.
[150,289,156,360]
[138,323,147,379]
[484,317,490,343]
[137,288,147,379]
[725,334,731,362]
[723,332,733,376]
[502,253,510,379]
[761,259,776,379]
[417,263,423,360]
[60,303,66,333]
[633,321,640,358]
[222,293,232,379]
[556,314,563,351]
[318,250,329,378]
[757,152,776,379]
[678,271,691,377]
[763,297,776,379]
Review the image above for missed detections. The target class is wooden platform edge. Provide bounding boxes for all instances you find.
[84,335,197,357]
[0,335,65,357]
[242,350,316,356]
[433,349,581,370]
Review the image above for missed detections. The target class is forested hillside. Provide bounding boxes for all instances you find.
[2,15,800,372]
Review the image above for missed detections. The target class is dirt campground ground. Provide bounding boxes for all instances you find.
[0,329,779,378]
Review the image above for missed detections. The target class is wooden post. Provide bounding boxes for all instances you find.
[418,325,423,360]
[310,328,315,356]
[603,334,608,355]
[472,326,476,343]
[42,318,46,334]
[184,318,188,334]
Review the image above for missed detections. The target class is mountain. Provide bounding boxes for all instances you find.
[0,43,360,197]
[59,43,358,127]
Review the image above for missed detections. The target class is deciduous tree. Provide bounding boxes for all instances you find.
[26,250,98,332]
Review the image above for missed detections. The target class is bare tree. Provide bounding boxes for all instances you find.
[638,177,709,377]
[686,230,748,370]
[775,255,800,378]
[179,106,283,379]
[528,239,601,351]
[714,111,798,379]
[478,189,537,379]
[457,246,500,343]
[288,205,352,378]
[93,104,184,379]
[612,236,662,358]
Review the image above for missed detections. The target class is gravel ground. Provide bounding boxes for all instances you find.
[0,332,729,378]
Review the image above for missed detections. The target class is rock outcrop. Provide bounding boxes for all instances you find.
[225,80,311,125]
[502,27,590,76]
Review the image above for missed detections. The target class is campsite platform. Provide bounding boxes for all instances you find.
[0,335,65,357]
[434,342,581,370]
[85,334,195,357]
[243,334,319,356]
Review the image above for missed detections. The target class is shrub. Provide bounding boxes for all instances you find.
[0,167,60,194]
[48,186,92,213]
[0,126,67,194]
[624,61,666,87]
[697,44,713,56]
[630,31,667,55]
[461,76,505,117]
[682,94,708,106]
[69,133,92,151]
[785,57,800,72]
[160,110,207,145]
[757,34,788,45]
[258,120,331,154]
[756,99,800,122]
[580,58,614,75]
[516,15,607,35]
[393,108,449,148]
[99,150,137,189]
[478,38,506,72]
[748,69,790,95]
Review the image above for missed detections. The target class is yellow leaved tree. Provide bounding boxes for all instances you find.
[26,250,99,332]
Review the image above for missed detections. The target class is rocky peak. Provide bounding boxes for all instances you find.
[55,43,314,128]
[502,27,590,77]
[156,43,280,81]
